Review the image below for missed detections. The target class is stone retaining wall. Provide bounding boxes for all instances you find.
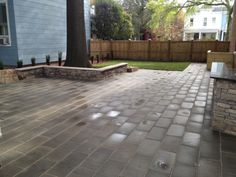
[4,63,127,83]
[0,70,19,84]
[212,79,236,135]
[15,66,44,80]
[43,64,128,81]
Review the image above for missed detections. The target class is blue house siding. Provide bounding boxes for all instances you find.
[0,0,18,66]
[0,0,91,66]
[84,0,91,53]
[13,0,67,65]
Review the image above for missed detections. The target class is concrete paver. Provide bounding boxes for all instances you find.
[0,64,234,177]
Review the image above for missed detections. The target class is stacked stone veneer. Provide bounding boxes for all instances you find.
[212,79,236,135]
[15,66,44,80]
[0,70,19,84]
[43,64,127,81]
[12,63,128,82]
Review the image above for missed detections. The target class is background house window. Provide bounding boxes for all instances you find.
[0,0,10,45]
[202,33,206,40]
[186,33,194,40]
[194,33,199,40]
[212,17,216,24]
[201,33,216,40]
[190,18,194,26]
[210,33,216,39]
[203,17,207,26]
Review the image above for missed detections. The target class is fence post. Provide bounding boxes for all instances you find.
[215,40,218,51]
[168,40,171,61]
[99,40,102,59]
[190,40,193,61]
[148,39,151,60]
[127,40,131,59]
[110,40,113,59]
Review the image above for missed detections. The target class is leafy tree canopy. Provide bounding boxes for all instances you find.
[93,0,134,40]
[146,0,185,40]
[147,0,178,30]
[122,0,151,39]
[146,0,234,40]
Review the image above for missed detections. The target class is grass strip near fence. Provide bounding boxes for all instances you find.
[94,60,190,71]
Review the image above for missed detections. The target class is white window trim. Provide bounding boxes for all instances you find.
[0,0,11,47]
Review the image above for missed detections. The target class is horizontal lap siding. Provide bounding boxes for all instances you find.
[13,0,67,65]
[84,0,91,52]
[0,0,18,66]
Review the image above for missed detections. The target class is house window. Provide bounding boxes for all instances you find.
[210,33,216,39]
[203,18,207,26]
[202,33,206,40]
[212,17,216,24]
[186,33,193,40]
[194,33,199,40]
[190,18,194,27]
[0,0,10,45]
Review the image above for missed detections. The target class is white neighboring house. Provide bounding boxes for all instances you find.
[183,7,228,41]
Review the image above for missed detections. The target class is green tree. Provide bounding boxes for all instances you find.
[116,12,134,39]
[93,0,134,40]
[147,0,180,39]
[65,0,90,67]
[122,0,151,39]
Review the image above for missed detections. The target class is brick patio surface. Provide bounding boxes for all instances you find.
[0,64,236,177]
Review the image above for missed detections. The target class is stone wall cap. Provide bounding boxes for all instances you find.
[98,63,128,72]
[14,63,128,75]
[44,65,98,71]
[208,52,234,55]
[15,65,44,71]
[210,62,236,82]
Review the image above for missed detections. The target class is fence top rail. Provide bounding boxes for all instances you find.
[90,40,230,43]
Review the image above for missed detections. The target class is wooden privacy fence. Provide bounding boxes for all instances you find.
[90,40,230,62]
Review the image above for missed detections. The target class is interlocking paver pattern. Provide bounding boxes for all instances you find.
[0,64,235,177]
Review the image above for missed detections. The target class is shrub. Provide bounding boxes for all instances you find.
[0,60,4,70]
[17,60,23,68]
[58,51,62,66]
[46,55,50,65]
[31,57,36,66]
[93,0,134,40]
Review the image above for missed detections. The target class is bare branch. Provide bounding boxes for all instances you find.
[177,0,225,8]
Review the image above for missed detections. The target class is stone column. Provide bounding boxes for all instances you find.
[212,79,236,135]
[230,0,236,52]
[234,51,236,68]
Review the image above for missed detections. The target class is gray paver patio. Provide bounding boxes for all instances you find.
[0,64,236,177]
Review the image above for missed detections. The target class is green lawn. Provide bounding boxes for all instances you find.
[94,60,190,71]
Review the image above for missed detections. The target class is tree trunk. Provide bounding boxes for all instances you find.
[65,0,90,67]
[230,0,236,51]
